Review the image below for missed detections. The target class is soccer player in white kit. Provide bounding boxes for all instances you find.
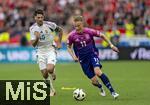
[29,9,63,96]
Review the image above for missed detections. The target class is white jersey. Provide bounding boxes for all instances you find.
[29,21,57,53]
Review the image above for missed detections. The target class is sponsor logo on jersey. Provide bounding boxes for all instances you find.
[75,39,80,42]
[45,30,48,33]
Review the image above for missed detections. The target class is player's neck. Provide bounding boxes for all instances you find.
[76,28,84,33]
[37,23,43,27]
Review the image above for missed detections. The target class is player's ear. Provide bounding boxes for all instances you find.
[34,16,37,20]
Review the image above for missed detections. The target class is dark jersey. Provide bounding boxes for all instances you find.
[67,27,102,59]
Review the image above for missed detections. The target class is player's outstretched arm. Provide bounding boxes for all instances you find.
[67,45,78,62]
[55,26,63,49]
[100,33,119,53]
[31,31,40,47]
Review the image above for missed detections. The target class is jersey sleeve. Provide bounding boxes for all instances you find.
[29,27,36,41]
[88,28,102,37]
[45,21,57,31]
[67,35,73,46]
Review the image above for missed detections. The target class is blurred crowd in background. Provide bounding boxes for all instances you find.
[0,0,150,47]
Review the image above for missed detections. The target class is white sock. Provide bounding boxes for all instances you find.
[44,75,55,92]
[49,74,55,92]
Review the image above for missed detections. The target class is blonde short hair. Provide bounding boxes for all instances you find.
[73,15,84,22]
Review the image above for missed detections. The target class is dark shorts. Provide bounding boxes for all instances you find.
[79,54,102,79]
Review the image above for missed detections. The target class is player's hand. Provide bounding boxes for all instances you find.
[73,56,78,62]
[56,42,62,49]
[35,31,40,39]
[111,45,119,53]
[110,44,119,53]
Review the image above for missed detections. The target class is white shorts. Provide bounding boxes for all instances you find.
[36,50,57,70]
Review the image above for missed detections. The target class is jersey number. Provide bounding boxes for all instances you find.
[80,41,86,47]
[94,57,99,64]
[40,35,45,40]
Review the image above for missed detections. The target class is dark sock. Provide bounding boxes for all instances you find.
[92,81,102,89]
[99,73,115,94]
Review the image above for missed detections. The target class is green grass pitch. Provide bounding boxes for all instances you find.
[0,61,150,105]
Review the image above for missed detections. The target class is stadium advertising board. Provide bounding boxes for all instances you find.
[0,47,36,63]
[119,47,150,60]
[0,47,150,63]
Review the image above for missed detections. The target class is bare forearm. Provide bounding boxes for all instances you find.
[100,34,119,52]
[101,34,113,46]
[56,27,63,43]
[67,46,76,58]
[58,29,63,43]
[32,38,39,47]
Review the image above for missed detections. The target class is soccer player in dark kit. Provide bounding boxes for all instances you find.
[67,16,119,99]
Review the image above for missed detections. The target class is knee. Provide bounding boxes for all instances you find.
[94,68,103,77]
[92,82,97,86]
[47,67,54,74]
[42,71,48,79]
[91,79,98,86]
